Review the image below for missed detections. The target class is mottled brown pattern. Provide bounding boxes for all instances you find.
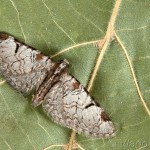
[0,33,9,40]
[35,53,44,61]
[72,81,80,90]
[101,111,111,121]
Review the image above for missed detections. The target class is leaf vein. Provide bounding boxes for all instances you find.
[88,0,111,13]
[67,0,104,33]
[51,39,98,58]
[43,144,65,150]
[33,109,53,143]
[0,80,5,85]
[41,0,76,44]
[4,139,12,150]
[0,91,36,149]
[9,0,26,42]
[87,0,121,91]
[115,31,150,116]
[116,24,150,32]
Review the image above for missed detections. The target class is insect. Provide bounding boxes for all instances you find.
[0,33,115,137]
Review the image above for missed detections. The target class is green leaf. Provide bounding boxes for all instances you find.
[1,0,150,150]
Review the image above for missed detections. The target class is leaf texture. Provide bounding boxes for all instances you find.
[0,0,150,149]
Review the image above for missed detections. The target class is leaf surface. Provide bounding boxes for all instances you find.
[0,0,150,149]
